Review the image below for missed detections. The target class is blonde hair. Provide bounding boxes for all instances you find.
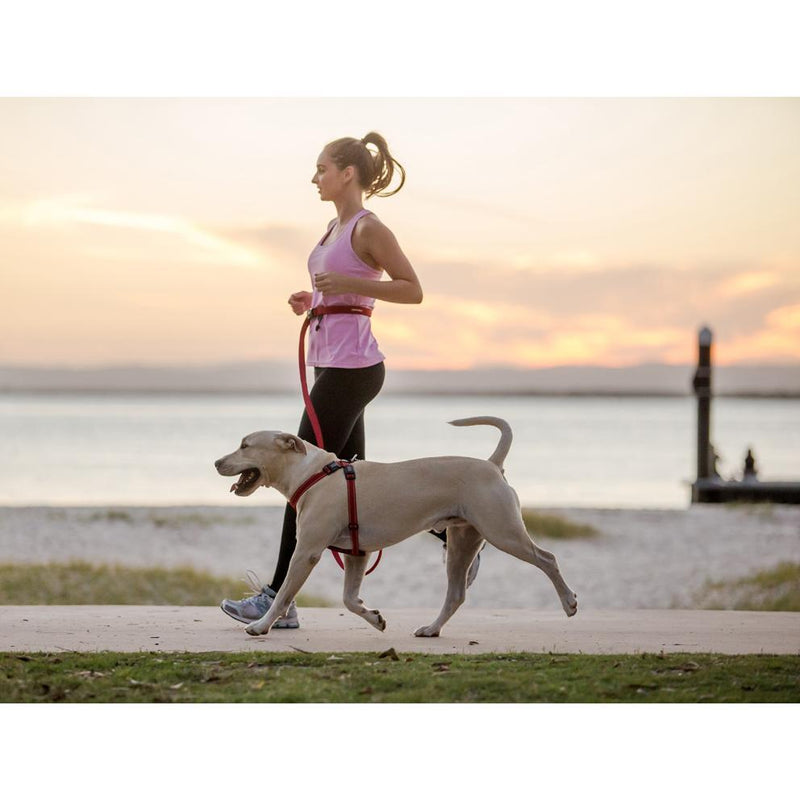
[324,131,406,198]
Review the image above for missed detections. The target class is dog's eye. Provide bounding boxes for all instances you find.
[241,443,249,449]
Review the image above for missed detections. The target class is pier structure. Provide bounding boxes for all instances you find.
[690,326,800,504]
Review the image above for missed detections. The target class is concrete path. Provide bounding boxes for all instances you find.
[2,606,799,655]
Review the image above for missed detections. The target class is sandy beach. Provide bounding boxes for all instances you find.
[1,504,798,611]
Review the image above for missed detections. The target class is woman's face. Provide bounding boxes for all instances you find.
[311,150,350,201]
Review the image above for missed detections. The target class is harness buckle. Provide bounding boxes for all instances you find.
[343,464,357,480]
[322,462,342,475]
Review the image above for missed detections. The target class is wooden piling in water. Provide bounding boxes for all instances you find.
[690,326,800,504]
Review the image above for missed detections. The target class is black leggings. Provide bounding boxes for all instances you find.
[269,361,386,591]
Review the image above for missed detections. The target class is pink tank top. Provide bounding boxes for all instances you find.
[306,208,386,368]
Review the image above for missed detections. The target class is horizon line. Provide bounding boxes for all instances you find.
[2,388,799,400]
[2,360,799,372]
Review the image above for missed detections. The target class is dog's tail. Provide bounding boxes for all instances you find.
[448,416,513,470]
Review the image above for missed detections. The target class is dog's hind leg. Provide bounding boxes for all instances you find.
[472,504,578,617]
[414,523,484,637]
[502,528,577,616]
[342,553,386,631]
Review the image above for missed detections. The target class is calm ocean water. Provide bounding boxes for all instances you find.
[1,392,798,508]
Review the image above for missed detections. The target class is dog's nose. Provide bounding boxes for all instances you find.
[214,458,222,470]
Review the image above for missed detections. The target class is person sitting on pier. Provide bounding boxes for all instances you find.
[743,448,758,482]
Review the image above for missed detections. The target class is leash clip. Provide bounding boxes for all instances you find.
[307,307,322,330]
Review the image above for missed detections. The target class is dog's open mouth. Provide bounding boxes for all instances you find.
[230,468,261,495]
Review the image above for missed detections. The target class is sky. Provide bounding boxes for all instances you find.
[1,97,798,370]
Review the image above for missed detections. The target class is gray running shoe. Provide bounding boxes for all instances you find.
[442,543,485,588]
[220,570,299,629]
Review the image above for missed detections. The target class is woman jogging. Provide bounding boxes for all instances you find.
[220,132,478,629]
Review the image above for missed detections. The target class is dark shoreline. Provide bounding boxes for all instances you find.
[2,388,799,399]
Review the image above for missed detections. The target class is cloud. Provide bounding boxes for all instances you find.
[3,196,798,368]
[722,303,800,362]
[768,303,800,330]
[376,293,690,368]
[15,196,264,269]
[718,271,781,298]
[417,254,800,330]
[373,258,800,368]
[219,223,314,260]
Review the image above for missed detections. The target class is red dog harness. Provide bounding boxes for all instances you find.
[297,305,382,574]
[288,459,382,575]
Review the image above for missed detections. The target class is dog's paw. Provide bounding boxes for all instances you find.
[413,625,440,638]
[563,591,578,617]
[366,610,386,631]
[244,623,267,636]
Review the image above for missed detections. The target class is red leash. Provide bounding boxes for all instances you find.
[297,305,381,574]
[299,305,373,450]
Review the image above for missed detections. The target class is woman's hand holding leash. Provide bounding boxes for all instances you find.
[314,271,351,295]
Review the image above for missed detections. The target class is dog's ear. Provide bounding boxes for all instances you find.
[275,433,307,455]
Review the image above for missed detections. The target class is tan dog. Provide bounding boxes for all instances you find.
[215,417,577,637]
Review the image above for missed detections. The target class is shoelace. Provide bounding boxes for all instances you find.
[238,569,270,601]
[237,569,295,615]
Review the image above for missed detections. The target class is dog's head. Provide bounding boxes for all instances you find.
[215,431,308,496]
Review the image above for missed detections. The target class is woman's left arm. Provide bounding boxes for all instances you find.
[313,216,423,304]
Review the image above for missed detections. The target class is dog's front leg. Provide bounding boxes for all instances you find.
[342,553,386,631]
[244,545,323,636]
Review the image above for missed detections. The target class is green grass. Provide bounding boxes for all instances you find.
[521,509,600,540]
[693,562,800,612]
[0,562,325,607]
[1,651,797,702]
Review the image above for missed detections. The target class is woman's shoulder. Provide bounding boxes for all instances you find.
[354,211,391,241]
[351,212,391,270]
[354,212,402,260]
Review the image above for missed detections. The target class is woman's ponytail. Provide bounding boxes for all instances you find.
[326,132,406,198]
